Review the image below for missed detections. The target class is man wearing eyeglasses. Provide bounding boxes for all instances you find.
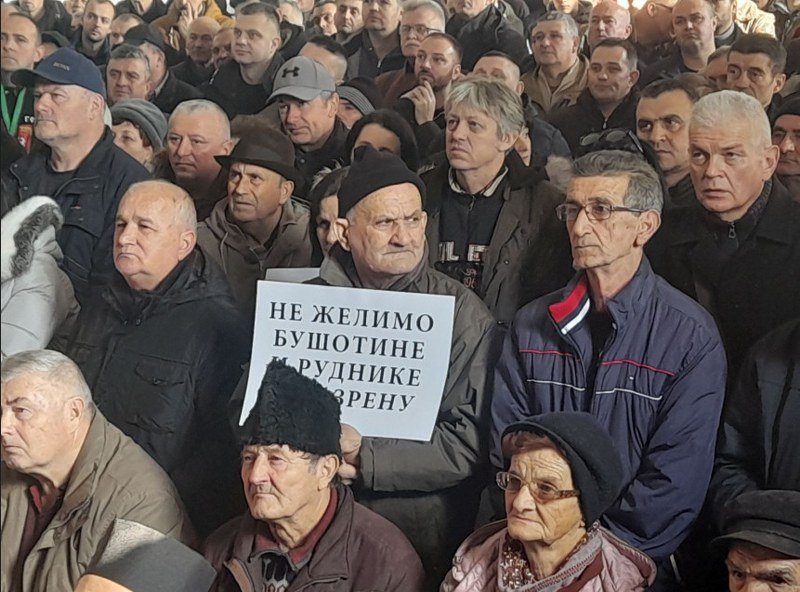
[491,149,727,590]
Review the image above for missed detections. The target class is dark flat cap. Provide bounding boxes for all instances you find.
[216,127,304,191]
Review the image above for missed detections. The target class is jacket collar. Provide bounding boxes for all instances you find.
[319,243,428,292]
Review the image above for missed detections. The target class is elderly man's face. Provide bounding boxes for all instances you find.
[362,0,401,34]
[107,58,151,105]
[212,28,234,69]
[473,55,523,95]
[278,94,338,150]
[241,444,331,522]
[505,438,584,545]
[773,114,800,178]
[114,187,196,291]
[415,36,460,92]
[726,51,786,109]
[33,83,95,146]
[82,0,115,43]
[187,19,218,64]
[399,8,443,59]
[588,2,632,49]
[167,111,231,185]
[314,3,338,36]
[0,374,75,477]
[335,0,363,35]
[531,21,579,71]
[726,542,800,592]
[1,15,43,73]
[446,103,515,174]
[316,194,339,254]
[340,184,427,284]
[637,89,694,179]
[689,121,779,221]
[227,162,292,223]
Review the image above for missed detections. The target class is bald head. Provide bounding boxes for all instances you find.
[588,1,632,49]
[187,16,220,64]
[473,53,524,95]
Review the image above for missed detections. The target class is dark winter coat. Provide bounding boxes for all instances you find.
[152,71,204,115]
[115,0,168,22]
[12,0,71,36]
[170,57,214,87]
[446,4,529,71]
[344,30,405,79]
[202,55,285,118]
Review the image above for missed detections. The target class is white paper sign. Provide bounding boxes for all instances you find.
[241,281,456,441]
[264,268,320,283]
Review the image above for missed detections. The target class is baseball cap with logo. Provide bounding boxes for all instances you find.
[12,47,106,98]
[268,56,336,104]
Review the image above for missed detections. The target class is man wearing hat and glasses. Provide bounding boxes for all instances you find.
[2,47,149,302]
[196,127,313,317]
[203,359,425,592]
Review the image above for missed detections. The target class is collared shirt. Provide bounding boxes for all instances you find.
[13,484,66,592]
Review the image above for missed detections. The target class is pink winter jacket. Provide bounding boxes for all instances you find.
[441,521,656,592]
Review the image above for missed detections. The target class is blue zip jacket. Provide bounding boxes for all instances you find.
[490,259,727,561]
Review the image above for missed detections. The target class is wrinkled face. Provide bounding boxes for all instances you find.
[399,8,443,58]
[33,83,95,146]
[473,55,522,94]
[335,0,363,34]
[1,374,74,478]
[414,36,460,92]
[773,114,800,178]
[726,543,800,592]
[187,20,218,63]
[107,58,150,104]
[726,51,785,109]
[316,194,339,254]
[446,103,515,173]
[552,0,579,14]
[672,0,716,53]
[353,122,402,157]
[109,17,138,48]
[637,90,694,177]
[315,3,337,36]
[710,0,734,31]
[167,112,230,185]
[212,28,235,69]
[278,94,338,150]
[362,0,401,34]
[704,54,728,89]
[588,2,631,48]
[82,0,115,42]
[565,175,648,271]
[114,189,193,290]
[241,444,328,522]
[588,45,638,106]
[1,15,42,72]
[505,440,584,545]
[531,21,578,70]
[113,120,154,166]
[227,162,291,223]
[689,122,778,221]
[233,13,280,66]
[342,184,427,284]
[453,0,490,19]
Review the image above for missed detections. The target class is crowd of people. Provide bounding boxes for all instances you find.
[0,0,798,588]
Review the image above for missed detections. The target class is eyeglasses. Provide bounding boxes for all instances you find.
[579,128,646,157]
[555,201,646,222]
[399,24,438,36]
[496,471,580,502]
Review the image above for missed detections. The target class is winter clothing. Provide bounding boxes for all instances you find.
[311,247,500,582]
[69,30,112,68]
[215,128,304,188]
[53,249,251,535]
[12,47,106,96]
[522,94,572,164]
[0,411,194,592]
[170,57,214,87]
[203,55,285,118]
[715,22,743,48]
[268,56,336,103]
[713,490,800,557]
[292,118,349,191]
[337,77,383,116]
[522,55,589,114]
[153,151,228,221]
[115,0,168,23]
[203,485,425,592]
[548,88,639,157]
[647,179,800,373]
[152,0,234,53]
[709,319,800,529]
[110,99,168,150]
[374,61,417,106]
[344,30,405,79]
[1,196,78,360]
[2,128,150,302]
[442,522,655,592]
[446,5,529,71]
[735,0,776,36]
[639,49,697,88]
[423,155,573,325]
[196,198,312,316]
[151,71,203,115]
[11,0,71,37]
[491,259,727,561]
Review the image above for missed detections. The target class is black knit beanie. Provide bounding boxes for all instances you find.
[337,146,426,217]
[502,412,625,527]
[240,359,342,457]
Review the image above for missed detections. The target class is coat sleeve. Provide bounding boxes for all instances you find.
[357,301,501,493]
[602,335,727,562]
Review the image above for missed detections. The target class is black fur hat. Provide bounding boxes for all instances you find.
[240,359,342,457]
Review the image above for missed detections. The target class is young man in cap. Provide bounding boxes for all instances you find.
[196,128,313,317]
[2,47,149,302]
[204,360,425,591]
[269,55,348,189]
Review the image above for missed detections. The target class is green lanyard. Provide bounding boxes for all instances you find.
[1,85,26,136]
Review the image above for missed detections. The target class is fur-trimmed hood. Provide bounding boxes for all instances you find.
[1,196,63,283]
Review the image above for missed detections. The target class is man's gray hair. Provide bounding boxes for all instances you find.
[401,0,446,28]
[124,180,198,231]
[169,99,231,140]
[572,150,663,212]
[690,90,771,149]
[109,43,151,78]
[446,76,525,140]
[1,350,94,410]
[533,11,580,41]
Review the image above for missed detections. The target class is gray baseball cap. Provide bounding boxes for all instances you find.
[268,56,336,103]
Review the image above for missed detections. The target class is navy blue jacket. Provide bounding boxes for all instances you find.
[490,259,727,562]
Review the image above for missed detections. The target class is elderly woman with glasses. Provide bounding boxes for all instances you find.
[442,412,655,591]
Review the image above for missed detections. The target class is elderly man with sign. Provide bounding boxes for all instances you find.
[319,146,499,586]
